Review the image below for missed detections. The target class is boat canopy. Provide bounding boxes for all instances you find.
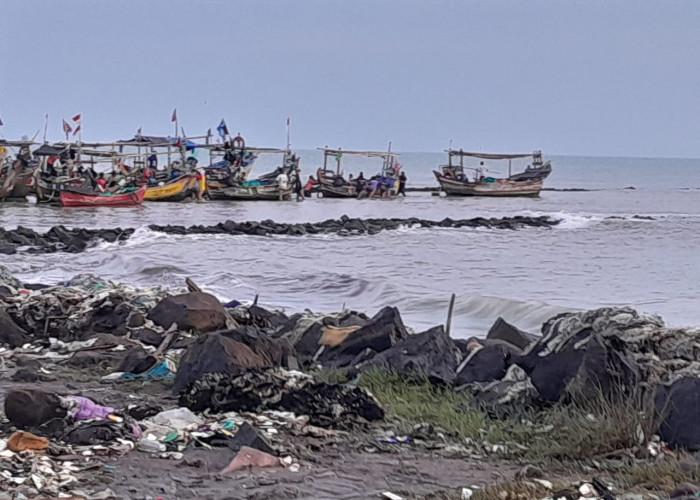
[318,147,400,159]
[33,144,69,156]
[0,140,35,148]
[117,135,200,150]
[446,149,539,160]
[200,144,287,154]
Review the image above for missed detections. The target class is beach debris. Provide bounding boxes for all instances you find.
[173,331,291,393]
[220,446,280,473]
[179,368,384,428]
[147,291,228,333]
[7,431,49,452]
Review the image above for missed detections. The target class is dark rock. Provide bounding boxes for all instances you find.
[81,299,132,338]
[4,389,68,428]
[455,341,521,385]
[655,377,700,450]
[290,311,368,362]
[131,328,164,347]
[512,309,642,402]
[117,346,157,374]
[174,332,275,394]
[0,308,29,347]
[148,292,227,333]
[318,307,408,367]
[486,317,537,350]
[363,325,462,383]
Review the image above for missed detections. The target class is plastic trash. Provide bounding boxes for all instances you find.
[150,407,204,431]
[137,438,166,453]
[65,396,115,420]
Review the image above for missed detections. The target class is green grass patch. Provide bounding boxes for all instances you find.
[355,369,665,463]
[359,369,486,438]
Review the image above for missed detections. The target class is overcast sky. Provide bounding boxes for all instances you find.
[1,0,698,157]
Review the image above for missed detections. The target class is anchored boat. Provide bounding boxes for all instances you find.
[60,185,146,207]
[0,140,39,201]
[207,147,300,201]
[316,144,402,199]
[434,149,552,197]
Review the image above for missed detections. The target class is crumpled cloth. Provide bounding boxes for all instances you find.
[65,396,115,420]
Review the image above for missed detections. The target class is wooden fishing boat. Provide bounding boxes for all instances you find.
[0,140,38,201]
[145,174,202,202]
[434,149,552,197]
[316,145,401,199]
[60,185,146,207]
[207,147,300,201]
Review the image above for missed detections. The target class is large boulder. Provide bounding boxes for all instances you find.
[362,325,462,383]
[0,308,29,347]
[655,377,700,450]
[512,308,654,402]
[148,292,227,333]
[316,306,408,367]
[174,332,279,393]
[286,310,369,363]
[455,340,522,385]
[486,317,537,350]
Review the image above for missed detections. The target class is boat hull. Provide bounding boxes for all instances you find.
[60,186,147,207]
[145,175,201,202]
[212,184,294,201]
[434,171,543,197]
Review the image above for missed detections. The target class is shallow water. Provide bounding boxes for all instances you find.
[1,153,699,337]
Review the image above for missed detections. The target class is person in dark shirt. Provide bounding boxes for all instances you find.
[398,171,407,197]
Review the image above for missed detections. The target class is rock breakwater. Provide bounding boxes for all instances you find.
[0,215,558,254]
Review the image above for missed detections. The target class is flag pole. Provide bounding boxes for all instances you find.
[286,117,291,152]
[43,114,49,143]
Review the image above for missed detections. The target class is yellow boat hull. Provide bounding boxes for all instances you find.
[145,175,204,202]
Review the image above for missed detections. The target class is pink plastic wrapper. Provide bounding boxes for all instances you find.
[67,396,115,420]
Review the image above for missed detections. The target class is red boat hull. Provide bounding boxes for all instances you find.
[60,186,147,207]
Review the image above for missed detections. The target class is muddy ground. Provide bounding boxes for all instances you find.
[0,371,523,500]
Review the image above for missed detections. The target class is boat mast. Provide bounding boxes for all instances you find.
[336,148,341,176]
[509,158,512,177]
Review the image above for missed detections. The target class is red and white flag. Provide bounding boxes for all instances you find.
[73,124,81,136]
[171,108,177,122]
[72,114,81,122]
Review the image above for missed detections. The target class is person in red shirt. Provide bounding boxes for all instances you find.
[96,173,107,192]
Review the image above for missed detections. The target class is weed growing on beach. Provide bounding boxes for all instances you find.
[359,369,486,438]
[357,369,663,463]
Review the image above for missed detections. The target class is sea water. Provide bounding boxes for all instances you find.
[1,152,699,337]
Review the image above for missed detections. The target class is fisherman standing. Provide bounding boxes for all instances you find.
[398,171,407,197]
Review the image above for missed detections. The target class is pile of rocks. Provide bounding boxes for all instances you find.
[0,215,559,254]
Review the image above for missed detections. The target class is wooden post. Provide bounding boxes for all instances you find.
[445,293,456,336]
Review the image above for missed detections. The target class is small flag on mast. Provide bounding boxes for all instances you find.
[171,108,177,123]
[72,113,82,137]
[216,119,229,138]
[62,119,72,134]
[0,116,4,126]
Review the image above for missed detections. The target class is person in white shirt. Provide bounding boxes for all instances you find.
[276,170,289,200]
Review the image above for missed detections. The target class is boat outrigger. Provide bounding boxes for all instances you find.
[315,145,401,199]
[434,149,552,197]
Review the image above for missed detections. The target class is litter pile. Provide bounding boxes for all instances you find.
[1,265,699,498]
